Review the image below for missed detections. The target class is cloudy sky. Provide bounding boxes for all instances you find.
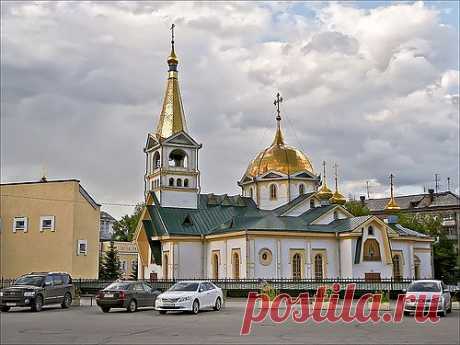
[1,1,459,218]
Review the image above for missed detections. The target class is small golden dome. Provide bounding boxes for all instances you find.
[384,173,401,213]
[168,49,179,65]
[244,125,314,177]
[330,191,346,205]
[317,184,333,200]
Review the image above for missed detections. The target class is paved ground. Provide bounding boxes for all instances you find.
[1,301,459,344]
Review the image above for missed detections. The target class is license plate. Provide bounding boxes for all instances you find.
[104,293,114,298]
[6,303,16,306]
[163,303,174,307]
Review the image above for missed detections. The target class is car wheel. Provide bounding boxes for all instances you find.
[192,299,200,315]
[61,293,72,309]
[101,307,111,313]
[127,299,137,313]
[32,295,43,312]
[159,310,166,315]
[1,306,10,312]
[439,308,447,317]
[213,297,222,311]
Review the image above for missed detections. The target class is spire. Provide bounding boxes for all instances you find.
[156,24,188,139]
[272,92,285,146]
[317,161,333,201]
[330,163,346,205]
[385,173,401,213]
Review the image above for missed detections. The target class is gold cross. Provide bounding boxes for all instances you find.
[170,23,175,48]
[274,92,283,120]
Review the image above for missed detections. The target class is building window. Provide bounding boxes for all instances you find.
[259,248,273,266]
[212,253,219,280]
[269,184,277,200]
[153,151,161,169]
[184,178,189,187]
[176,178,182,187]
[368,226,374,236]
[414,255,421,280]
[232,251,240,279]
[13,217,28,233]
[77,240,88,256]
[299,184,305,195]
[393,254,402,281]
[169,178,174,186]
[163,253,169,279]
[310,199,315,208]
[333,211,339,220]
[363,239,381,261]
[168,149,188,168]
[40,216,55,232]
[292,253,302,280]
[314,254,323,280]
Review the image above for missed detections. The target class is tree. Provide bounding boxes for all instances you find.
[130,260,138,280]
[112,203,144,242]
[398,213,459,283]
[344,201,371,217]
[99,241,122,280]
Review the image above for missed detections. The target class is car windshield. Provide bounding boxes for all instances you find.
[407,282,441,292]
[105,282,131,291]
[14,275,45,287]
[168,282,199,292]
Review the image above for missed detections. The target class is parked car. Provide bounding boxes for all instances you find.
[96,281,160,313]
[155,281,223,314]
[0,272,74,312]
[404,280,452,316]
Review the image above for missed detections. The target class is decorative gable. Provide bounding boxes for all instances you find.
[145,134,159,151]
[164,131,200,147]
[261,172,284,179]
[293,171,317,179]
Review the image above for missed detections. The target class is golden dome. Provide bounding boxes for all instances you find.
[244,124,314,177]
[167,49,179,65]
[384,173,401,213]
[317,161,333,200]
[330,191,346,205]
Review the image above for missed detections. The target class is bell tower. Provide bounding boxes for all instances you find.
[144,25,202,209]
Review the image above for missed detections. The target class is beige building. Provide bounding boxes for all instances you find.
[0,179,100,279]
[99,241,138,279]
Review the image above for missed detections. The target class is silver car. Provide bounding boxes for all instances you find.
[155,281,223,315]
[404,280,452,316]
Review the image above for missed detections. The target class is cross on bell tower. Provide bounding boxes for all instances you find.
[274,92,283,122]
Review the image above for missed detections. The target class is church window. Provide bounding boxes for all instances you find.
[393,254,402,281]
[259,248,273,266]
[292,253,302,280]
[169,149,188,168]
[310,199,315,208]
[269,184,277,200]
[368,226,374,236]
[363,239,381,261]
[314,254,323,280]
[153,152,161,169]
[168,178,174,186]
[212,252,219,280]
[177,178,182,187]
[333,211,339,220]
[232,251,240,279]
[184,178,189,187]
[299,184,305,195]
[414,255,421,279]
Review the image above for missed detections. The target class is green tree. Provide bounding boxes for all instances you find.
[112,203,144,241]
[99,241,122,280]
[344,201,371,216]
[398,213,459,282]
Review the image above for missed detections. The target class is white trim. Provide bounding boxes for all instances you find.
[77,239,88,256]
[40,215,55,232]
[13,216,28,233]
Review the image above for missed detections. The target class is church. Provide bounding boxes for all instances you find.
[134,30,433,282]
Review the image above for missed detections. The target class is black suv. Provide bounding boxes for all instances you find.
[0,272,74,312]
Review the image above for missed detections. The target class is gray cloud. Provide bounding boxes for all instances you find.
[1,1,459,218]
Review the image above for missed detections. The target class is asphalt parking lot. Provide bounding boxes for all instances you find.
[1,301,459,344]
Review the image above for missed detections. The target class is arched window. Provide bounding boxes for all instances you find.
[292,253,302,280]
[269,184,277,200]
[212,253,219,280]
[299,184,305,195]
[168,177,174,186]
[414,255,421,280]
[363,239,381,261]
[314,254,323,280]
[153,151,161,169]
[184,178,189,187]
[368,226,374,236]
[168,149,188,168]
[232,252,240,279]
[163,253,169,279]
[310,199,315,208]
[176,178,182,187]
[393,254,402,281]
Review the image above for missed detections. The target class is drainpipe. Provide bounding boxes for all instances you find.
[336,232,342,277]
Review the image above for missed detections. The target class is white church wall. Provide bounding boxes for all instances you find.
[289,180,317,200]
[310,239,340,278]
[207,240,226,279]
[282,196,319,216]
[225,237,247,279]
[175,242,203,279]
[161,190,197,209]
[312,208,348,225]
[253,238,278,279]
[258,181,290,210]
[340,239,354,278]
[390,241,412,278]
[414,251,432,279]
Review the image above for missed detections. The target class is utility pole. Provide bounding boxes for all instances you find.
[366,180,370,199]
[447,177,451,191]
[435,174,439,194]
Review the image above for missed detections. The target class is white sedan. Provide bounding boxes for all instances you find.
[155,281,223,314]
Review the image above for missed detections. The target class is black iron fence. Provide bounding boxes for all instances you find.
[4,277,457,296]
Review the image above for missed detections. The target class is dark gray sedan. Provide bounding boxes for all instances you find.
[96,281,161,313]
